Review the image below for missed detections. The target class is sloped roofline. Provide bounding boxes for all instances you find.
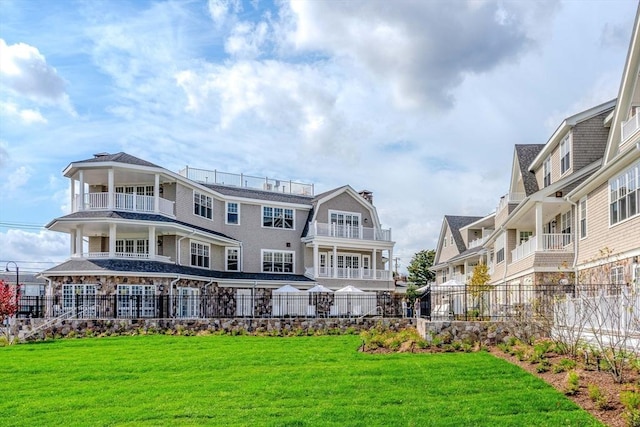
[529,99,617,171]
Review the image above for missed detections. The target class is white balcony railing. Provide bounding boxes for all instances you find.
[74,192,175,217]
[468,236,489,249]
[511,233,573,263]
[622,114,640,144]
[497,192,525,213]
[179,166,314,196]
[307,222,392,242]
[75,252,172,263]
[305,267,391,281]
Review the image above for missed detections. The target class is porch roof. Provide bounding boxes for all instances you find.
[40,259,315,283]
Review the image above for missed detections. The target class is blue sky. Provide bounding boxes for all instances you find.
[0,0,637,276]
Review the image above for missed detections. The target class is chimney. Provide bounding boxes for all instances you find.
[359,190,373,204]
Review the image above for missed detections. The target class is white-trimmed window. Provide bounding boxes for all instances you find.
[610,161,639,225]
[115,239,149,256]
[610,266,625,285]
[226,202,239,225]
[190,241,210,268]
[117,284,156,318]
[262,250,294,273]
[441,270,447,282]
[62,284,97,316]
[226,247,239,271]
[560,211,572,235]
[194,191,212,220]
[329,211,361,238]
[450,235,454,246]
[519,231,533,244]
[543,156,552,187]
[263,206,294,229]
[495,233,505,264]
[496,249,505,264]
[177,287,200,318]
[443,237,447,248]
[560,133,571,174]
[579,197,587,239]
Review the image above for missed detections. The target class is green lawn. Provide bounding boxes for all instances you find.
[0,335,600,426]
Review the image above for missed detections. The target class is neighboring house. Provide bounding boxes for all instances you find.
[567,9,640,285]
[431,214,494,285]
[484,100,615,288]
[40,152,395,317]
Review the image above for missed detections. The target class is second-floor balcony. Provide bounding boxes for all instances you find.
[622,114,640,144]
[306,222,392,242]
[511,233,573,263]
[305,267,392,281]
[74,192,175,217]
[73,252,172,263]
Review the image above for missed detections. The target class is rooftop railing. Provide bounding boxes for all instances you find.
[179,166,314,196]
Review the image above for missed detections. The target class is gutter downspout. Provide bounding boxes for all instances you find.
[44,277,53,317]
[170,276,181,318]
[176,230,196,266]
[204,279,215,295]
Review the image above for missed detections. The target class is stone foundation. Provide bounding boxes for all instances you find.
[416,318,547,346]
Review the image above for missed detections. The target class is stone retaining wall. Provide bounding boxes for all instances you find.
[416,318,547,346]
[18,317,416,341]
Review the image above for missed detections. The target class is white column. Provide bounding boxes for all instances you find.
[108,169,114,210]
[535,202,543,251]
[70,229,76,256]
[333,245,338,278]
[313,243,319,278]
[154,173,160,213]
[148,226,156,259]
[109,223,116,258]
[464,260,469,281]
[389,248,393,279]
[75,226,83,257]
[70,178,76,213]
[372,249,377,279]
[78,170,85,210]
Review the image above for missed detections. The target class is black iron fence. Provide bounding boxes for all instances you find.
[16,292,402,320]
[422,282,630,321]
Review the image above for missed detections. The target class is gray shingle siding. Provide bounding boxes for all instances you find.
[515,144,544,196]
[572,110,612,172]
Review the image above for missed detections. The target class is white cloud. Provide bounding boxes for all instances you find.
[0,229,68,273]
[2,165,32,195]
[0,101,47,124]
[208,0,242,27]
[0,39,74,114]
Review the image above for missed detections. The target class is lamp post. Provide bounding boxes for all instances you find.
[5,261,19,302]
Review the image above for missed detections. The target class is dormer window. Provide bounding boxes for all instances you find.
[560,134,571,174]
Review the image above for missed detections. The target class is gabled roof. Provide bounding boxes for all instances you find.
[71,152,160,168]
[444,215,484,253]
[41,259,314,283]
[529,99,616,171]
[515,144,544,196]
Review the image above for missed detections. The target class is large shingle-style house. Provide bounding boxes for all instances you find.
[40,152,395,317]
[431,5,640,291]
[484,100,616,288]
[567,10,640,285]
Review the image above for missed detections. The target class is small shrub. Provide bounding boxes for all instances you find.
[587,384,609,410]
[552,358,577,374]
[514,348,526,362]
[621,390,640,427]
[497,342,510,353]
[565,371,580,395]
[536,360,551,373]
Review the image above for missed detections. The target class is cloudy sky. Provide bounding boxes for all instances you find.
[0,0,637,276]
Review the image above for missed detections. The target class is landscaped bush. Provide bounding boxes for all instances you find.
[552,358,577,374]
[587,383,609,410]
[565,371,580,395]
[621,390,640,427]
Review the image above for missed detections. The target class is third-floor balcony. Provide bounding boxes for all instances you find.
[73,192,175,217]
[511,233,573,263]
[306,221,392,242]
[621,113,640,145]
[497,192,525,213]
